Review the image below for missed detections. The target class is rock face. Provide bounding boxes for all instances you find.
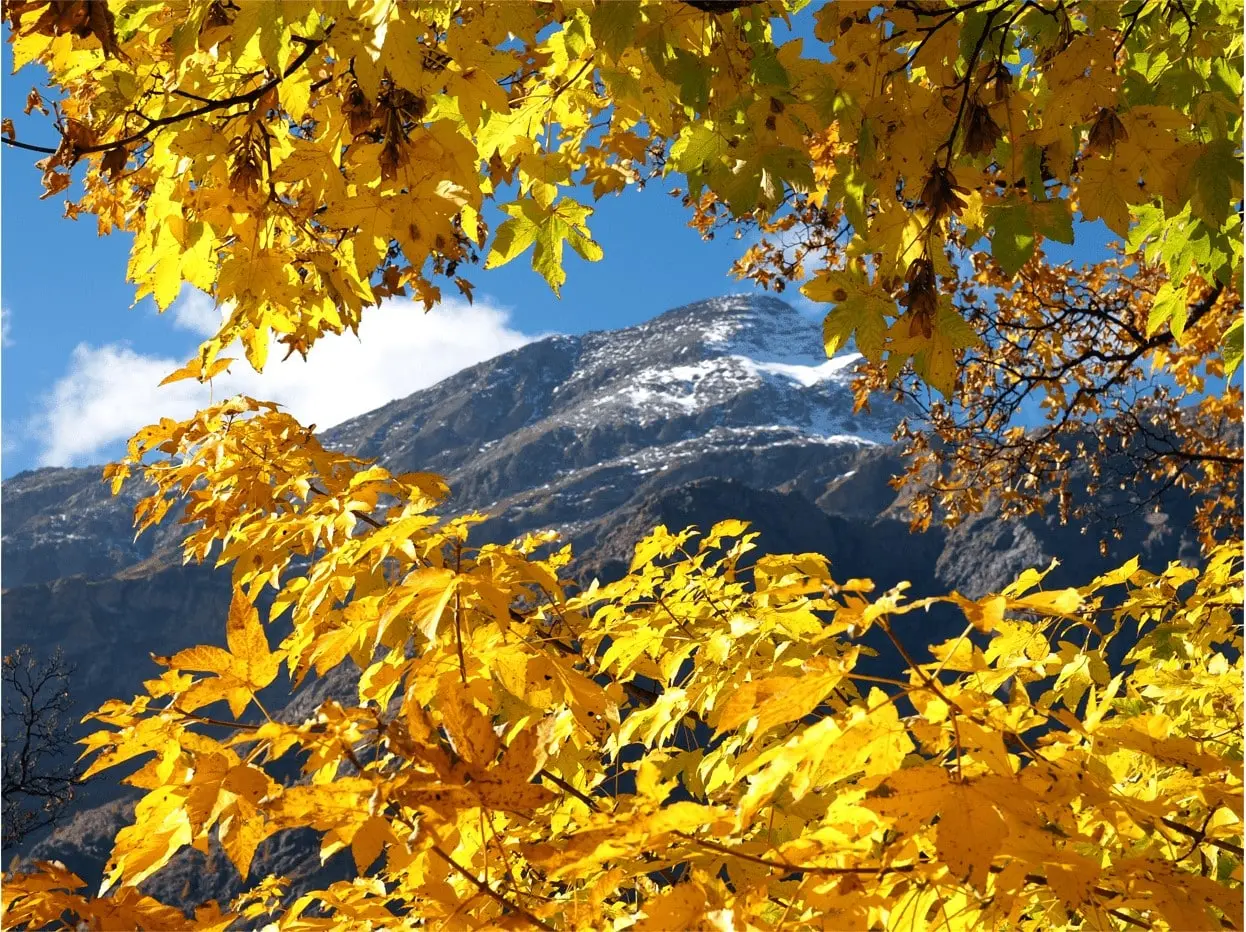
[2,294,1202,908]
[321,294,901,531]
[1,468,178,589]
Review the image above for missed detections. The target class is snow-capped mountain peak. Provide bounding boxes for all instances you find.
[555,294,882,439]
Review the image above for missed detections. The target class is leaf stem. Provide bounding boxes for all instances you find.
[430,845,555,931]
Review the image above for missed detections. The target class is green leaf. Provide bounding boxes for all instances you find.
[989,197,1075,277]
[857,118,876,165]
[1034,200,1074,244]
[1126,203,1167,255]
[1146,281,1187,339]
[832,157,870,233]
[1021,144,1046,200]
[1189,139,1241,230]
[1223,316,1243,379]
[590,2,641,59]
[750,45,789,87]
[670,50,710,110]
[669,123,730,174]
[988,204,1036,277]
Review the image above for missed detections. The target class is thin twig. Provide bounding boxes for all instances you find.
[430,845,555,931]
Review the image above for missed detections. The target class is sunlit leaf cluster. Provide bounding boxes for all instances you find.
[3,400,1241,930]
[2,3,1242,929]
[5,0,1241,383]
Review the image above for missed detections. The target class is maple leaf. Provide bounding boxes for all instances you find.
[936,782,1009,891]
[802,268,892,363]
[158,355,235,386]
[1223,316,1244,377]
[987,199,1075,277]
[885,299,982,399]
[1077,157,1138,236]
[170,593,283,718]
[485,197,603,294]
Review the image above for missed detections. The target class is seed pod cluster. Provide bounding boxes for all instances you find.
[920,164,968,220]
[1086,108,1128,157]
[902,255,938,339]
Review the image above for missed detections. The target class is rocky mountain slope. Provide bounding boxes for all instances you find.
[2,294,1202,906]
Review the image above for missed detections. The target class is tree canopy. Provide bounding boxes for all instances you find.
[2,1,1242,930]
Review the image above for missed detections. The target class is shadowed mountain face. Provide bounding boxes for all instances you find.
[1,294,1201,905]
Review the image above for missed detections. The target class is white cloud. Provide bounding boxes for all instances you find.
[33,294,540,467]
[169,289,226,336]
[2,306,13,347]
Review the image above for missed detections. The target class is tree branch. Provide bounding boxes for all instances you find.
[4,30,329,159]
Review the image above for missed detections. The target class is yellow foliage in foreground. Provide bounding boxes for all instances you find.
[3,398,1242,931]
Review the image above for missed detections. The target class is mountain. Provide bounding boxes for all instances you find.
[2,294,1202,906]
[318,294,901,536]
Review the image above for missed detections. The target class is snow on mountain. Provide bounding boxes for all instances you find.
[539,293,896,443]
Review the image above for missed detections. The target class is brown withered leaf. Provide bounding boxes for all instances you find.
[37,169,70,199]
[63,119,95,150]
[24,87,47,115]
[100,145,127,180]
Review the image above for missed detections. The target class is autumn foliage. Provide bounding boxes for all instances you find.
[1,0,1242,929]
[2,400,1241,930]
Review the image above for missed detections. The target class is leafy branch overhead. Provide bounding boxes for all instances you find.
[4,0,1242,381]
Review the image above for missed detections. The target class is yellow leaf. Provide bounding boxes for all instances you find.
[958,719,1014,777]
[936,783,1008,891]
[951,592,1006,633]
[218,802,275,880]
[409,568,458,643]
[1009,588,1082,617]
[171,593,280,717]
[351,815,389,875]
[437,677,499,767]
[635,882,708,931]
[716,668,846,737]
[802,268,893,362]
[1078,157,1137,236]
[865,764,950,833]
[158,356,235,386]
